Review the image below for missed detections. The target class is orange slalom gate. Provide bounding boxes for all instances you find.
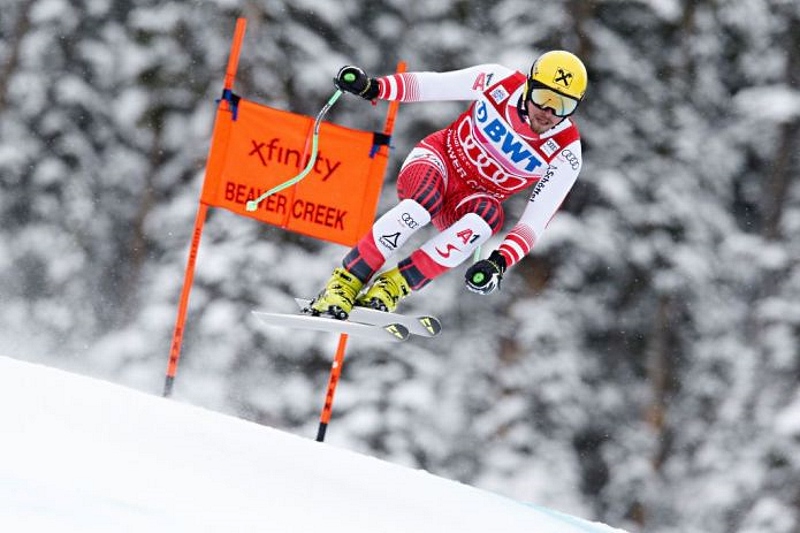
[200,98,390,246]
[163,15,406,441]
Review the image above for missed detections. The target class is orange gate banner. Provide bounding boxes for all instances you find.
[200,96,389,246]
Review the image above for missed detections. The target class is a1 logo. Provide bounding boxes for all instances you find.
[456,228,480,245]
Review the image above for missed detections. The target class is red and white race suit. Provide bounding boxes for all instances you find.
[343,64,583,290]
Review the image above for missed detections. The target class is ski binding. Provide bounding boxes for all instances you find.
[294,298,442,338]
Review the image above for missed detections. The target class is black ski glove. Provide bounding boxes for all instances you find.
[465,250,507,295]
[334,65,380,100]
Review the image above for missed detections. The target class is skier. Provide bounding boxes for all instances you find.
[307,50,587,320]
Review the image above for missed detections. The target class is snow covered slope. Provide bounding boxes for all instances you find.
[0,356,628,532]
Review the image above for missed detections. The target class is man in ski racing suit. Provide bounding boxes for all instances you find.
[308,50,587,319]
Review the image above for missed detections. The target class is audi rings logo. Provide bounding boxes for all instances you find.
[561,149,580,171]
[400,212,419,229]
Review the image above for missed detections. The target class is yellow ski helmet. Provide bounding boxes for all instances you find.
[524,50,587,117]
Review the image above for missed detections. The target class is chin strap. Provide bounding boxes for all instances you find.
[516,92,529,123]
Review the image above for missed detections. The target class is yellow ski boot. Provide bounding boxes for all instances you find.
[308,267,363,320]
[357,267,411,312]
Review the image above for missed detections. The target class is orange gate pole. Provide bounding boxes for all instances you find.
[163,17,247,397]
[314,60,407,439]
[316,333,349,442]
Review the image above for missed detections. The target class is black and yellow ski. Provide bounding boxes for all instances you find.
[294,298,442,338]
[253,310,410,342]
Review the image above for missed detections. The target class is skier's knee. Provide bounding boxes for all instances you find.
[458,196,504,233]
[397,161,445,217]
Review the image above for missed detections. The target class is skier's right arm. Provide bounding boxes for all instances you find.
[334,64,515,102]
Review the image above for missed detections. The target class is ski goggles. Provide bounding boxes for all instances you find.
[526,82,580,117]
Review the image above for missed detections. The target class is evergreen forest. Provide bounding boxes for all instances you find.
[2,1,799,531]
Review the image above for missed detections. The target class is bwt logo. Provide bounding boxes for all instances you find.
[475,102,542,172]
[455,117,533,194]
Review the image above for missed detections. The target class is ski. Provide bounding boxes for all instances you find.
[294,298,442,338]
[252,310,410,342]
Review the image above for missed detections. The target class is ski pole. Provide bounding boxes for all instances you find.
[472,246,482,263]
[246,89,344,212]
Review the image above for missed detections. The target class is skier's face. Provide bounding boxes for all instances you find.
[526,100,564,133]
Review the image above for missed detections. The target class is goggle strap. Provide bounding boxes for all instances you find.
[527,79,579,101]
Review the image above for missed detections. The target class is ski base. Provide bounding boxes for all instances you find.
[294,298,442,338]
[252,311,410,342]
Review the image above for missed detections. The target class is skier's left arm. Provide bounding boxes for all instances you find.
[334,64,514,102]
[465,143,583,295]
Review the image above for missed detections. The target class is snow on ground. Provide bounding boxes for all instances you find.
[0,355,629,532]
